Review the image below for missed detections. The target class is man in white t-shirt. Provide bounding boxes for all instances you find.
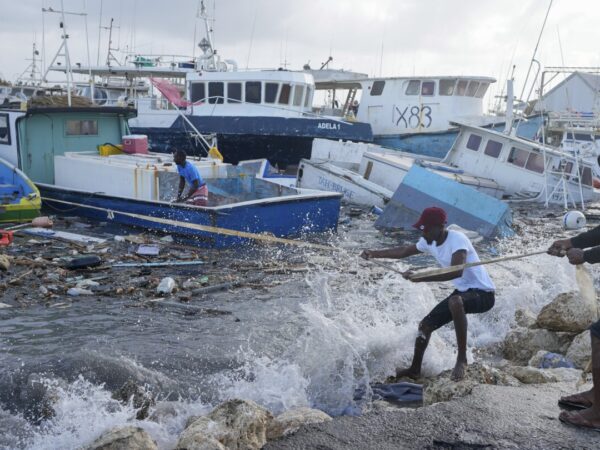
[361,206,495,381]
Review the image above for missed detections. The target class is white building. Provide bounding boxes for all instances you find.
[535,72,600,113]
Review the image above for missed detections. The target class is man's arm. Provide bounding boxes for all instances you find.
[183,179,200,200]
[176,176,186,201]
[548,225,600,256]
[361,244,421,260]
[406,250,467,283]
[566,245,600,265]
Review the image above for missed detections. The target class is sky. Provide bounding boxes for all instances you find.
[1,0,599,109]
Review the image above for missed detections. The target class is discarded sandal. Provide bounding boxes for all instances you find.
[559,411,600,432]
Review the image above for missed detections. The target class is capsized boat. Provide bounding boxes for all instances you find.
[0,106,341,247]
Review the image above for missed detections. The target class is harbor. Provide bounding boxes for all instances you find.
[1,0,600,449]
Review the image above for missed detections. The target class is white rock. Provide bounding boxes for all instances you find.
[76,279,99,289]
[508,366,582,384]
[176,399,273,450]
[508,366,558,384]
[503,327,573,363]
[84,426,157,450]
[0,302,12,308]
[566,330,592,369]
[156,277,177,295]
[536,291,598,333]
[267,407,332,440]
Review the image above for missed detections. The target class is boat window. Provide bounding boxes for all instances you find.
[466,134,482,151]
[456,80,468,96]
[278,83,292,104]
[569,132,595,142]
[304,87,312,107]
[227,82,242,103]
[440,79,457,96]
[507,147,528,168]
[421,81,435,96]
[293,85,305,106]
[190,82,206,103]
[580,166,593,186]
[0,114,10,145]
[563,161,574,176]
[405,80,420,95]
[466,81,480,97]
[371,80,385,96]
[475,82,490,98]
[265,83,279,104]
[484,139,503,158]
[208,82,224,104]
[245,81,262,104]
[23,88,34,97]
[66,120,98,136]
[525,153,545,173]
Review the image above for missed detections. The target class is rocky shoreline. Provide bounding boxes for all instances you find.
[83,281,598,449]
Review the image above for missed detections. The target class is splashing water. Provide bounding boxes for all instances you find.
[2,219,595,449]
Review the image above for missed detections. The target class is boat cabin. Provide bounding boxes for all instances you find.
[184,70,315,118]
[443,123,597,203]
[310,72,496,136]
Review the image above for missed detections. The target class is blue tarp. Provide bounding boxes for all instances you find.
[375,165,514,238]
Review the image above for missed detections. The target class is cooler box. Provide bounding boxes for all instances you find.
[122,135,149,154]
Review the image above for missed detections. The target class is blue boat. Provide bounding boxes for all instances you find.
[0,106,342,247]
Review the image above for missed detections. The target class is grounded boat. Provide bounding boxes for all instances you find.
[309,69,542,158]
[296,139,503,208]
[0,106,342,247]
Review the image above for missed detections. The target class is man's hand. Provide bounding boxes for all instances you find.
[548,239,572,257]
[360,250,375,260]
[566,248,585,265]
[402,270,416,282]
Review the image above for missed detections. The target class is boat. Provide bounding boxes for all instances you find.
[0,105,342,247]
[442,120,599,205]
[52,2,373,167]
[535,111,600,177]
[296,139,503,208]
[308,69,542,158]
[0,156,40,223]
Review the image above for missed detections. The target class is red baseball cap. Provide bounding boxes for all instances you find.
[412,207,447,232]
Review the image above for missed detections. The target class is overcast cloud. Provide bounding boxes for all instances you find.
[1,0,599,108]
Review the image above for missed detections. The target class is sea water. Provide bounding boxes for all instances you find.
[0,215,595,449]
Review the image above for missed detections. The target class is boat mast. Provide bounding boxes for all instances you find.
[42,1,87,106]
[197,0,217,71]
[16,42,43,86]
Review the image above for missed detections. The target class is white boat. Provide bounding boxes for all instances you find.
[443,121,599,205]
[296,138,503,207]
[308,70,510,158]
[538,111,600,176]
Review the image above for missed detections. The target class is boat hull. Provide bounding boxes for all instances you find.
[38,184,342,248]
[130,115,373,167]
[373,116,542,159]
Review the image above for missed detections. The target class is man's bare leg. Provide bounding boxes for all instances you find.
[560,335,600,428]
[448,295,468,381]
[395,323,432,379]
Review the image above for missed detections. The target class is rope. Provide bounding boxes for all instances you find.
[41,196,334,250]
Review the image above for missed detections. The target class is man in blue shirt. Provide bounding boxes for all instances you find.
[174,149,208,206]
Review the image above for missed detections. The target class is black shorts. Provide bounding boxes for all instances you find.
[591,320,600,339]
[421,289,495,331]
